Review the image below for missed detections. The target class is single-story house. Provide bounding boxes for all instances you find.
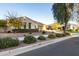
[6,16,47,32]
[67,23,79,30]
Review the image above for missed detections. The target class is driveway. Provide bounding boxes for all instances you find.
[17,37,79,56]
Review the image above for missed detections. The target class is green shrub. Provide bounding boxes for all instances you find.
[67,29,79,33]
[48,34,56,39]
[28,32,32,34]
[0,37,19,49]
[23,36,37,44]
[67,29,74,32]
[38,36,46,40]
[64,32,71,36]
[56,33,66,37]
[75,29,79,32]
[12,29,38,33]
[42,31,46,34]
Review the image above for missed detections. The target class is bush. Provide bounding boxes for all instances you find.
[12,29,39,33]
[56,33,66,37]
[67,29,74,32]
[7,31,11,33]
[38,36,46,40]
[28,32,32,34]
[42,31,46,34]
[0,37,19,49]
[23,36,37,44]
[75,29,79,32]
[64,32,71,36]
[48,34,56,39]
[67,29,77,33]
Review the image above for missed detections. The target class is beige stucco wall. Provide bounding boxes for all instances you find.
[20,17,40,29]
[20,22,39,29]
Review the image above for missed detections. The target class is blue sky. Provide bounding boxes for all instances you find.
[0,3,55,25]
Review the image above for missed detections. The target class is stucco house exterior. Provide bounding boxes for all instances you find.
[67,23,79,30]
[6,16,47,32]
[18,16,43,29]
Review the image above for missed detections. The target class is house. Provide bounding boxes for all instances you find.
[6,16,47,32]
[67,23,79,30]
[18,16,43,29]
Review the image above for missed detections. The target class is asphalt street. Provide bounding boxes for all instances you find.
[17,37,79,56]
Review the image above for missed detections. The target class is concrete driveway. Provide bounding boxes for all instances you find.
[17,37,79,56]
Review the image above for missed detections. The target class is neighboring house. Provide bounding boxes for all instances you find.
[61,21,79,30]
[67,23,79,30]
[48,22,79,32]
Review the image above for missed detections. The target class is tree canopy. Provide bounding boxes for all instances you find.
[6,11,22,29]
[52,3,74,24]
[0,20,7,28]
[51,22,61,30]
[8,19,22,29]
[52,3,74,32]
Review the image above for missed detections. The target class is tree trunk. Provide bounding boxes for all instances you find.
[64,22,67,33]
[64,4,68,33]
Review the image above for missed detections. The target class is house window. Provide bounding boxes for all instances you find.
[28,23,31,29]
[35,25,36,29]
[24,22,27,29]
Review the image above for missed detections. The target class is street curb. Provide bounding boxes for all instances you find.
[0,34,79,56]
